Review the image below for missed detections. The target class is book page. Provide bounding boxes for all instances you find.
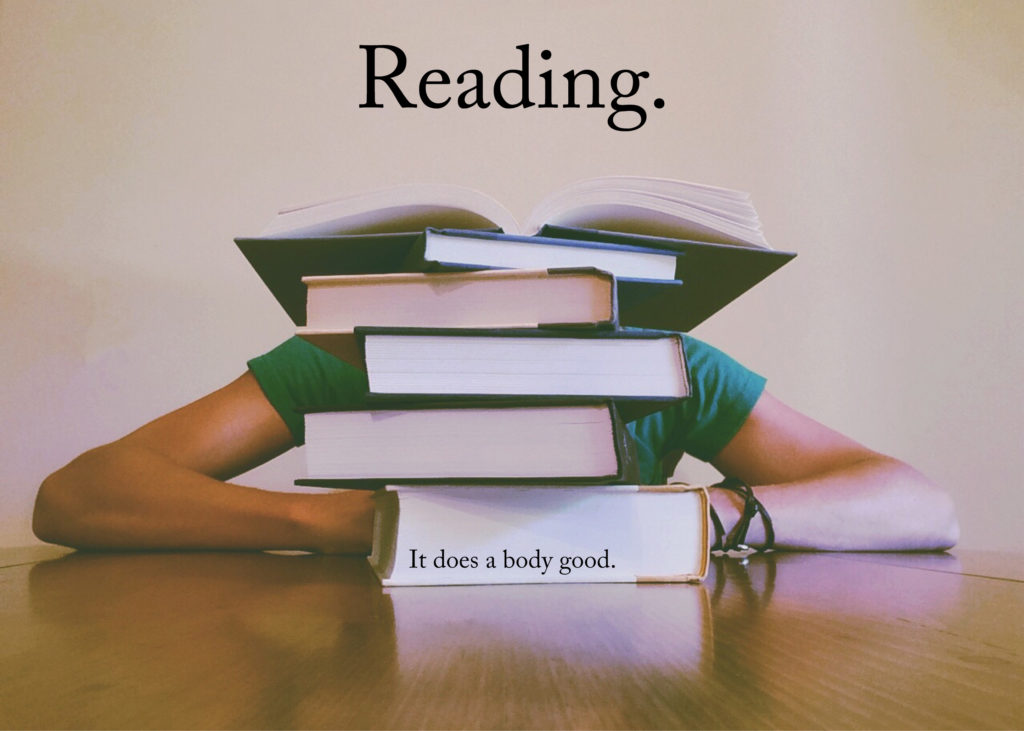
[525,177,769,248]
[260,184,521,237]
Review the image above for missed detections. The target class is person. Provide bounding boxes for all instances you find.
[32,334,959,554]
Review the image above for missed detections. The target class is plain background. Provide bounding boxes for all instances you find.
[2,0,1021,551]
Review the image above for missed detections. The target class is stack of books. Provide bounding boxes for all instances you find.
[237,176,795,586]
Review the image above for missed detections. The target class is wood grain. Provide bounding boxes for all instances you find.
[0,550,1020,729]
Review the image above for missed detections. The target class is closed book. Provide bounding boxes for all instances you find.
[299,267,618,334]
[413,228,682,283]
[299,327,689,421]
[297,400,638,488]
[368,484,711,586]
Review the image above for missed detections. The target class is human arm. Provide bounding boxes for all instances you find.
[707,391,959,551]
[32,372,374,554]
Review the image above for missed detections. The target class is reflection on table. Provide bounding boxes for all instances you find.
[1,548,1020,729]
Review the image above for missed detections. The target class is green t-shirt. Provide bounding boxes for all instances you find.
[247,335,766,484]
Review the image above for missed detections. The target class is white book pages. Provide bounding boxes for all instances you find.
[259,177,767,248]
[304,405,619,480]
[373,485,708,585]
[363,334,687,398]
[302,270,613,331]
[261,184,518,237]
[423,231,679,281]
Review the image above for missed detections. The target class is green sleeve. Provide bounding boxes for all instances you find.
[627,334,766,483]
[247,336,369,445]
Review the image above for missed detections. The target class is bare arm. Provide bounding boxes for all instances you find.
[708,391,959,551]
[34,373,957,554]
[33,372,374,554]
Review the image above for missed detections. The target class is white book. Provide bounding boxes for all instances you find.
[418,228,681,281]
[299,402,637,487]
[356,329,688,401]
[298,268,617,333]
[368,484,710,586]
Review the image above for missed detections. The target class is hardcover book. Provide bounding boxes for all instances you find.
[413,227,682,282]
[299,326,689,421]
[299,267,619,333]
[298,400,638,488]
[368,484,711,586]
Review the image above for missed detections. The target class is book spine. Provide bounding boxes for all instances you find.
[401,231,431,272]
[369,488,400,580]
[609,402,640,485]
[537,267,618,329]
[353,325,681,339]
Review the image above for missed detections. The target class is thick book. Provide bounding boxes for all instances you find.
[299,267,619,334]
[297,400,638,488]
[298,327,689,420]
[368,484,711,586]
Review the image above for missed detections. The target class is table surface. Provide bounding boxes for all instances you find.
[1,545,1020,730]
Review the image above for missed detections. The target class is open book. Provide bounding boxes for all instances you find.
[257,176,771,249]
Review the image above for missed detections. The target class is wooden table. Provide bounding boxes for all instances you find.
[1,546,1020,729]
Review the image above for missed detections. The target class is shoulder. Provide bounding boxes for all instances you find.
[628,334,767,478]
[247,336,369,445]
[677,334,768,461]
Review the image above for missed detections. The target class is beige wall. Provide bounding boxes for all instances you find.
[3,1,1022,550]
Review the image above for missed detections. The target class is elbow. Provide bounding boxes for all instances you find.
[896,460,959,551]
[931,486,960,551]
[33,470,70,546]
[33,450,102,548]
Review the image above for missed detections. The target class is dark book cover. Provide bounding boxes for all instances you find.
[235,232,424,325]
[540,225,796,331]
